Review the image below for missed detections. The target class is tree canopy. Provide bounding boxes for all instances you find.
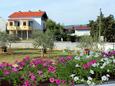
[45,19,64,41]
[88,10,115,42]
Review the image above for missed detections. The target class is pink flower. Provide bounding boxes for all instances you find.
[30,74,36,81]
[49,78,55,83]
[12,67,18,72]
[66,56,73,61]
[83,60,97,69]
[83,64,89,69]
[29,72,36,81]
[23,56,30,62]
[18,61,25,67]
[55,79,61,85]
[23,80,30,86]
[48,66,56,73]
[61,80,66,84]
[38,70,43,75]
[3,70,10,75]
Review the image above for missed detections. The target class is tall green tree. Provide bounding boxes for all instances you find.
[88,10,115,42]
[46,19,64,41]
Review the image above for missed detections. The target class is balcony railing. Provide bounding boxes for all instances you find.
[7,26,33,30]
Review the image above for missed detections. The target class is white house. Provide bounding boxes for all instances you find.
[0,17,6,32]
[74,25,90,36]
[7,10,48,39]
[64,25,90,36]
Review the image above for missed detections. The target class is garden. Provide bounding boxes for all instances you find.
[0,48,115,86]
[0,19,115,86]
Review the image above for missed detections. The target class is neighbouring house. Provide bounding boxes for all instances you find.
[64,25,90,36]
[7,10,48,39]
[0,17,6,32]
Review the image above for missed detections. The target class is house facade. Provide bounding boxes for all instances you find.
[7,11,48,39]
[0,17,6,32]
[64,25,90,36]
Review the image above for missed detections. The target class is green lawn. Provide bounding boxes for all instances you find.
[0,48,71,64]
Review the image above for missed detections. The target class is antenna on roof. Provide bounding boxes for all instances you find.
[18,11,21,12]
[29,10,31,12]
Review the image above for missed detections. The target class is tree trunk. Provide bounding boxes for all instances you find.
[43,48,47,54]
[41,48,43,57]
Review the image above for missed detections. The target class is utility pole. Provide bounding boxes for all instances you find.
[99,8,102,42]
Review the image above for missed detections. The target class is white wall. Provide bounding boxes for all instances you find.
[0,17,6,31]
[75,30,90,36]
[33,18,43,30]
[9,42,115,51]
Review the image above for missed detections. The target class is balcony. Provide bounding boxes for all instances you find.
[7,26,33,30]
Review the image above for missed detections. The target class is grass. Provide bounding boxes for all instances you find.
[0,48,71,64]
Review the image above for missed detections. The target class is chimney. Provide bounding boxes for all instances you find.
[38,10,41,12]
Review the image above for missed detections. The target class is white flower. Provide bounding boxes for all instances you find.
[100,65,105,69]
[87,80,92,85]
[101,58,104,62]
[74,56,80,60]
[95,53,99,57]
[90,82,95,86]
[92,63,97,67]
[81,79,84,82]
[90,70,94,74]
[103,62,107,66]
[74,76,79,81]
[104,58,108,61]
[70,74,75,78]
[106,74,110,77]
[110,56,114,59]
[88,76,92,81]
[113,59,115,63]
[75,64,80,67]
[97,63,99,66]
[101,75,108,81]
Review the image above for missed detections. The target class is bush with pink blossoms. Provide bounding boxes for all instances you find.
[0,56,56,86]
[0,52,115,86]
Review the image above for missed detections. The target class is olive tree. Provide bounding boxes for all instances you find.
[77,35,104,51]
[0,32,19,53]
[0,32,8,47]
[32,30,54,57]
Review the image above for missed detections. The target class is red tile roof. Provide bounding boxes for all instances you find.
[64,25,90,30]
[74,25,90,30]
[9,11,46,18]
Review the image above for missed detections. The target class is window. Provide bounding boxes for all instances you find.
[29,21,33,27]
[9,22,13,26]
[23,22,26,26]
[15,21,20,26]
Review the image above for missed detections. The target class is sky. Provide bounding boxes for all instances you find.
[0,0,115,25]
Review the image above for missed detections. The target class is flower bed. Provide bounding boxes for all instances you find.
[0,50,115,86]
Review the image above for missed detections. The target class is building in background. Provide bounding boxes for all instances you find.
[64,25,90,36]
[7,10,48,39]
[0,17,6,32]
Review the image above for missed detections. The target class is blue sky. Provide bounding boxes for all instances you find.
[0,0,115,25]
